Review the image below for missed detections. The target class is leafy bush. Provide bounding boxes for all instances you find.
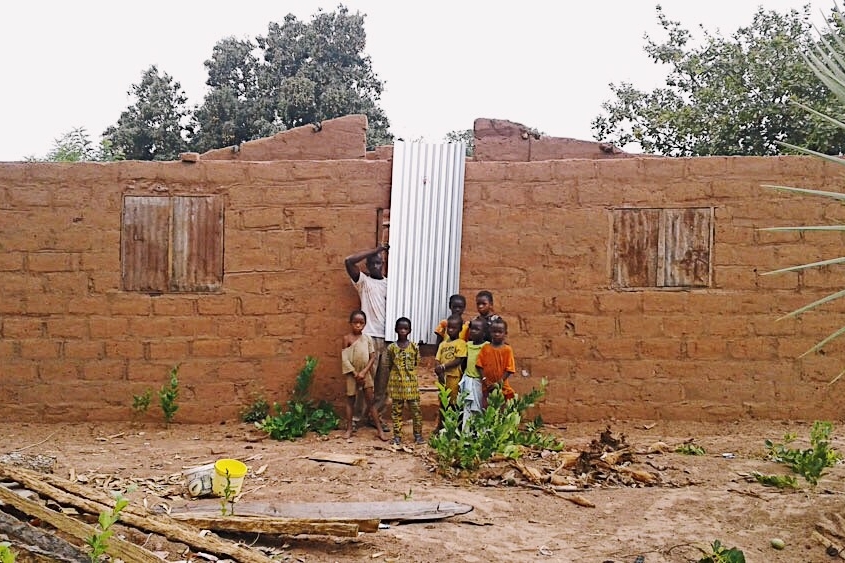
[240,393,270,423]
[765,421,841,486]
[131,388,152,416]
[260,357,340,440]
[429,378,563,472]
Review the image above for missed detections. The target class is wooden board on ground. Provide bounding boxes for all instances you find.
[307,452,368,466]
[176,500,473,522]
[169,513,379,535]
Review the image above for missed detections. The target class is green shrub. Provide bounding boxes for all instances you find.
[131,388,152,416]
[260,357,340,440]
[240,394,270,423]
[429,378,563,472]
[765,421,841,486]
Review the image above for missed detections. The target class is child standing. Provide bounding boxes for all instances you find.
[434,294,469,345]
[474,290,502,343]
[386,317,424,445]
[476,318,516,407]
[434,314,468,407]
[459,318,488,429]
[341,310,388,441]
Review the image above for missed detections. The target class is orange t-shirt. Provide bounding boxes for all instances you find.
[434,319,469,341]
[475,343,515,400]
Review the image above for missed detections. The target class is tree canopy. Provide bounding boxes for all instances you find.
[27,127,122,162]
[104,5,392,159]
[103,66,192,161]
[592,5,845,156]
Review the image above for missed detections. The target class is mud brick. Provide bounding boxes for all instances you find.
[148,340,190,360]
[82,360,126,380]
[197,296,239,315]
[106,340,145,359]
[64,340,105,359]
[191,338,237,357]
[151,296,197,316]
[19,339,61,359]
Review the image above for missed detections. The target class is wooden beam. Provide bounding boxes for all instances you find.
[0,484,160,563]
[0,463,275,563]
[176,499,474,522]
[169,514,365,537]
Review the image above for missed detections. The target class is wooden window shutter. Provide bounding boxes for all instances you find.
[612,208,660,288]
[121,196,171,291]
[662,208,712,287]
[172,196,224,292]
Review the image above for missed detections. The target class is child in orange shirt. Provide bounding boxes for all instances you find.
[475,317,515,407]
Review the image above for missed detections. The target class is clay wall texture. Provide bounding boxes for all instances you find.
[2,154,845,423]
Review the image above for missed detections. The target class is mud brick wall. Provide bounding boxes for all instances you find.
[2,155,845,423]
[461,156,845,422]
[0,160,391,422]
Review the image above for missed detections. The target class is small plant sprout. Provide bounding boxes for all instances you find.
[220,469,236,516]
[696,540,746,563]
[402,488,413,501]
[86,489,130,562]
[752,472,799,489]
[159,364,180,425]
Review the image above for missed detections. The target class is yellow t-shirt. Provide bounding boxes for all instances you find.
[436,337,468,381]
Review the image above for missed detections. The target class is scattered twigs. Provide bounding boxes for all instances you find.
[10,431,58,452]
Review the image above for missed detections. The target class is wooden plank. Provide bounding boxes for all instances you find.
[0,483,160,563]
[0,463,275,563]
[171,512,379,533]
[177,500,473,522]
[169,514,367,537]
[307,452,368,466]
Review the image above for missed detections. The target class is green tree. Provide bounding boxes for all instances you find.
[445,129,475,156]
[103,65,193,160]
[27,127,123,162]
[592,5,845,156]
[193,5,392,151]
[192,37,278,152]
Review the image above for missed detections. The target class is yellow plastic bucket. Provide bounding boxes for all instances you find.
[211,459,248,497]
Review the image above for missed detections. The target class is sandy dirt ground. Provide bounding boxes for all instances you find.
[2,418,845,563]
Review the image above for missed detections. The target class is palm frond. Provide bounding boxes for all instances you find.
[776,289,845,320]
[762,257,845,276]
[759,226,845,231]
[762,184,845,200]
[799,324,845,358]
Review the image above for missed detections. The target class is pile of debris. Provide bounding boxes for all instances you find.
[476,426,663,506]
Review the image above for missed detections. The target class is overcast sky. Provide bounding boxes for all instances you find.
[0,0,829,161]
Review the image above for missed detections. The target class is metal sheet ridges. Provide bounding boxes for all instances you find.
[385,140,466,343]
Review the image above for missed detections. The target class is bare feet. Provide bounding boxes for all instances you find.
[344,427,353,439]
[377,429,389,441]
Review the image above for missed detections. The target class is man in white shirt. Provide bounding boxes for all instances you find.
[345,244,390,431]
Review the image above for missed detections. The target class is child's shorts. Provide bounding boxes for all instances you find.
[345,371,374,397]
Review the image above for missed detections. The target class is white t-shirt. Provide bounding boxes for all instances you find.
[353,272,387,338]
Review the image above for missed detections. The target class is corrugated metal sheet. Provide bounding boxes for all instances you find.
[612,208,660,288]
[611,207,713,289]
[122,196,170,291]
[385,141,466,343]
[172,196,224,292]
[663,207,712,287]
[121,195,224,293]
